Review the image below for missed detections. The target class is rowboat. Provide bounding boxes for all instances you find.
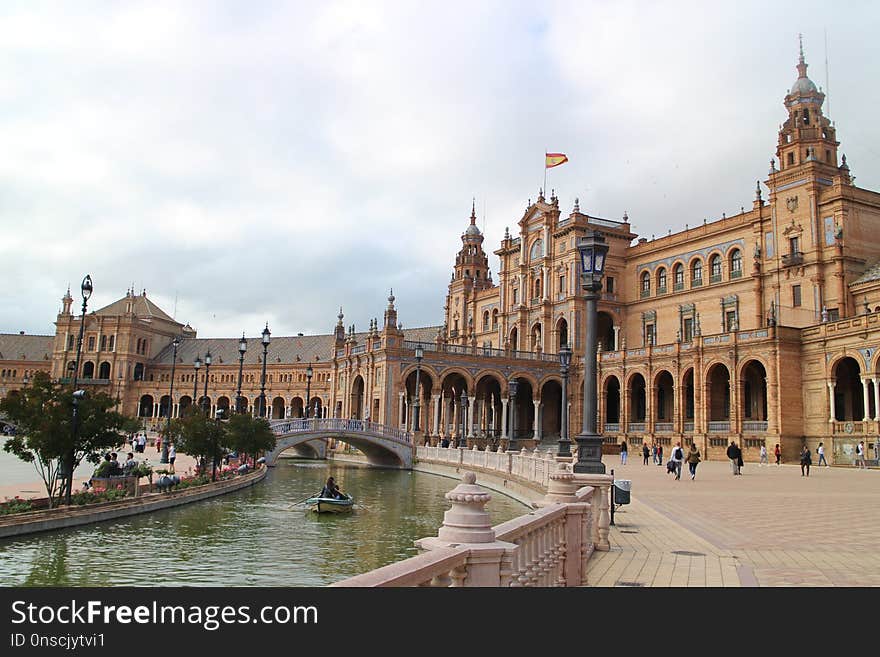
[305,493,354,513]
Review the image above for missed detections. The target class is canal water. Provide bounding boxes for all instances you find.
[0,460,528,586]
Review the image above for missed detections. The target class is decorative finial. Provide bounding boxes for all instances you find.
[622,211,628,222]
[770,157,777,173]
[573,197,580,213]
[388,288,395,306]
[538,187,544,200]
[841,153,848,168]
[470,198,476,224]
[504,226,510,239]
[338,307,344,322]
[798,33,804,63]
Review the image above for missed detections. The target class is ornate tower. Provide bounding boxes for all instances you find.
[444,201,491,344]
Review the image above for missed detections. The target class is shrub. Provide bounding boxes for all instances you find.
[69,489,128,506]
[0,496,34,515]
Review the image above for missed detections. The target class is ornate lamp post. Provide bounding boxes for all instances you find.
[202,350,212,416]
[259,323,270,418]
[305,363,313,418]
[459,388,469,448]
[574,230,610,473]
[161,336,181,463]
[413,344,424,434]
[193,355,202,409]
[66,274,92,505]
[236,333,247,414]
[508,378,519,451]
[557,343,573,458]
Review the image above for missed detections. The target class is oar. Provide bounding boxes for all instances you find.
[289,493,319,508]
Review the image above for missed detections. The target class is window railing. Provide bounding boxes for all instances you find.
[603,423,620,433]
[683,422,694,433]
[707,421,730,433]
[655,422,673,433]
[628,422,646,433]
[657,286,667,295]
[781,251,804,267]
[730,269,743,279]
[640,289,650,299]
[673,282,684,291]
[691,279,702,288]
[709,274,722,284]
[742,420,768,432]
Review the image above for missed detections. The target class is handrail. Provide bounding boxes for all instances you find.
[269,417,412,445]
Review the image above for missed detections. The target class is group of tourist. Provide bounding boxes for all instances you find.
[128,432,148,454]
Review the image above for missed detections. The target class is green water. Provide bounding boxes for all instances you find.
[0,461,528,586]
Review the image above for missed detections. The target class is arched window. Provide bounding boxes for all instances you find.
[529,239,544,261]
[492,309,499,329]
[673,264,684,290]
[640,271,651,297]
[482,311,490,330]
[534,277,542,299]
[657,267,667,293]
[710,254,722,282]
[730,249,742,278]
[691,259,703,286]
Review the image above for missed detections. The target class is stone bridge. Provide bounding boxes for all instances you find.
[266,418,414,469]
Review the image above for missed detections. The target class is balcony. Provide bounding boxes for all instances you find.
[640,289,650,299]
[691,279,702,288]
[628,422,646,433]
[58,378,110,385]
[707,421,730,433]
[730,269,743,279]
[530,297,542,306]
[603,423,620,433]
[657,286,667,295]
[683,422,694,433]
[673,282,684,292]
[655,422,673,433]
[781,251,804,267]
[742,420,768,433]
[709,274,722,284]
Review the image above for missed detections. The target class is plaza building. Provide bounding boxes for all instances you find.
[2,47,880,465]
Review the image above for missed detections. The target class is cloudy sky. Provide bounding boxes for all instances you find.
[2,1,879,340]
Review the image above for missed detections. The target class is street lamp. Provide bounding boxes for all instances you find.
[557,343,573,458]
[305,363,313,419]
[236,333,247,414]
[413,344,424,436]
[212,408,224,482]
[202,350,212,416]
[574,230,610,474]
[161,336,181,463]
[66,274,92,505]
[508,379,519,451]
[193,355,202,410]
[259,323,270,418]
[459,388,468,448]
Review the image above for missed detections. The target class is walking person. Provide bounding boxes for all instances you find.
[686,442,702,480]
[855,441,867,469]
[670,441,685,480]
[800,444,812,476]
[168,443,176,473]
[736,446,744,475]
[642,442,650,465]
[817,442,828,467]
[759,444,768,466]
[727,440,740,476]
[774,443,781,466]
[620,440,628,465]
[651,443,658,464]
[656,444,663,466]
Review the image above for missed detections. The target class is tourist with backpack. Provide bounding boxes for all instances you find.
[642,442,650,465]
[686,442,702,480]
[670,442,685,480]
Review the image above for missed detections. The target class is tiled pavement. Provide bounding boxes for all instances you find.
[585,458,879,587]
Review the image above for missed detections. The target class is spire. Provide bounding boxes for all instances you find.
[470,198,476,225]
[388,288,395,308]
[337,307,344,325]
[797,33,806,77]
[755,180,762,201]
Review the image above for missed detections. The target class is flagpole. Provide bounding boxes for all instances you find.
[543,149,547,198]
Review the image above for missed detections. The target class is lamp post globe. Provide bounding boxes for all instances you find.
[305,363,313,419]
[66,274,92,505]
[202,350,212,416]
[259,323,270,418]
[573,230,610,474]
[236,333,247,414]
[161,336,181,463]
[557,343,573,458]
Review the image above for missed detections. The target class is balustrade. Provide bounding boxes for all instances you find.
[707,421,730,433]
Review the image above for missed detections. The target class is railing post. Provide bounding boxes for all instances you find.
[415,472,516,586]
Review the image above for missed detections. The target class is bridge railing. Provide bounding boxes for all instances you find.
[269,417,412,445]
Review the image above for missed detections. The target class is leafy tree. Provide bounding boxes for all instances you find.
[1,372,135,507]
[225,414,276,467]
[166,411,228,480]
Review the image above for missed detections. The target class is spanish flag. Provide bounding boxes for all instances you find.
[545,152,569,169]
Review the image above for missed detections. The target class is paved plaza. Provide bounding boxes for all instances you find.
[586,457,879,587]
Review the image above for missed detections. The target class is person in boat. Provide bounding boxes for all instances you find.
[320,476,343,499]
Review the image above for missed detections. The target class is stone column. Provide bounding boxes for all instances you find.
[432,394,440,436]
[828,381,836,423]
[533,399,541,440]
[398,392,405,429]
[873,378,880,422]
[467,396,475,438]
[613,326,620,351]
[862,377,870,422]
[501,398,509,440]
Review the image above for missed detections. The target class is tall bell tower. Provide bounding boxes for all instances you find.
[444,201,492,344]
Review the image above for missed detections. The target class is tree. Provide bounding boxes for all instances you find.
[1,372,136,507]
[166,411,228,480]
[225,414,276,467]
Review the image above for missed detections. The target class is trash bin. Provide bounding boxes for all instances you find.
[613,479,631,505]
